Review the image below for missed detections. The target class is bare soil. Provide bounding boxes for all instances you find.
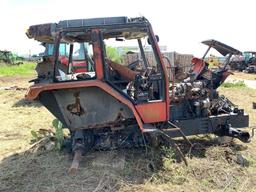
[0,76,256,192]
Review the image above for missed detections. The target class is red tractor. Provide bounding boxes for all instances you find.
[26,17,250,173]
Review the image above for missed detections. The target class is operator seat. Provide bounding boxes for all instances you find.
[191,57,206,79]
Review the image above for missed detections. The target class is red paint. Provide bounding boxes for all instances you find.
[72,61,88,73]
[92,29,104,80]
[135,102,167,123]
[191,57,206,78]
[25,80,145,131]
[59,56,87,73]
[137,25,169,122]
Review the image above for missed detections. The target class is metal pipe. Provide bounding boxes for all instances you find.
[202,46,211,60]
[138,39,148,69]
[223,53,232,70]
[68,44,74,74]
[53,32,62,82]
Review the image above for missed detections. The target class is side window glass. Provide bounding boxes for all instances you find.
[72,43,85,60]
[59,43,69,56]
[56,41,95,81]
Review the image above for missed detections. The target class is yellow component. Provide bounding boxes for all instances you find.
[205,54,221,67]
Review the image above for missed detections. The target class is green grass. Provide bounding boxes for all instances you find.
[221,80,246,88]
[0,62,36,77]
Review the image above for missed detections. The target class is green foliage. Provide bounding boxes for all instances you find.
[161,146,175,159]
[30,130,40,142]
[52,119,64,150]
[106,46,122,63]
[221,80,246,88]
[12,53,25,61]
[0,62,36,76]
[29,119,64,151]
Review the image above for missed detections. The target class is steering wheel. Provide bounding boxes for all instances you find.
[127,59,142,70]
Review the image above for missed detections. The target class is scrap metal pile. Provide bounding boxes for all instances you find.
[25,17,251,173]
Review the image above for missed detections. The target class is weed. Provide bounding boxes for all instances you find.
[161,146,175,159]
[221,80,246,88]
[52,119,64,150]
[30,130,40,142]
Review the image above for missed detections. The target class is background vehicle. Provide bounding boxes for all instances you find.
[0,50,13,64]
[230,51,256,73]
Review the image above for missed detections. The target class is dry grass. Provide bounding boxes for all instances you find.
[0,76,256,192]
[218,87,256,126]
[232,72,256,81]
[0,77,54,159]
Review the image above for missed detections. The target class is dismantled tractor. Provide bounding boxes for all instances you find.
[230,51,256,73]
[26,17,250,173]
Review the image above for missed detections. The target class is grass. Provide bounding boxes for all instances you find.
[0,62,36,77]
[218,86,256,126]
[232,72,256,81]
[221,80,246,88]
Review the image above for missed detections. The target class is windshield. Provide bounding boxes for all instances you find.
[44,43,68,57]
[103,31,164,102]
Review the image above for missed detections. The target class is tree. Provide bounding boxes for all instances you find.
[106,46,122,63]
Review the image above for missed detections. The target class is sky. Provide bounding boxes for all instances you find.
[0,0,255,57]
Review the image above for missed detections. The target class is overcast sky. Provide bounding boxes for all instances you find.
[0,0,255,57]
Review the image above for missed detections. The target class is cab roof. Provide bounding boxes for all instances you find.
[26,17,149,43]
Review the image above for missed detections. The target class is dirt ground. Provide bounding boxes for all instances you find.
[0,76,256,192]
[232,72,256,81]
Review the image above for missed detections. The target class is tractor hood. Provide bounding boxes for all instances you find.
[202,39,242,56]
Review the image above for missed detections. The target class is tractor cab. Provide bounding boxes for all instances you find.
[26,17,169,128]
[243,51,256,65]
[51,18,165,104]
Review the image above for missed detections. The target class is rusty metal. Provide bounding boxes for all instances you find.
[167,121,193,147]
[78,118,137,130]
[67,150,82,175]
[106,59,139,81]
[66,92,85,116]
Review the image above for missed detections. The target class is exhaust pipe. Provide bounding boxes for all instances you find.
[214,124,250,143]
